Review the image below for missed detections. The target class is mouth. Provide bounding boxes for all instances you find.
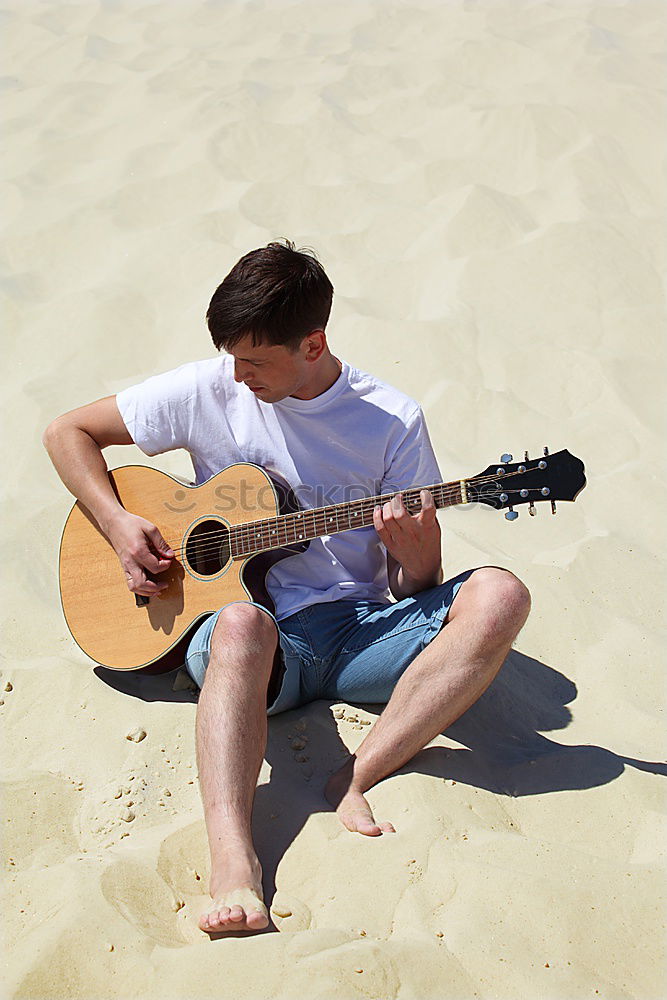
[247,385,265,393]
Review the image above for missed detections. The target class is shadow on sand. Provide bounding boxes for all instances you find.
[95,649,665,932]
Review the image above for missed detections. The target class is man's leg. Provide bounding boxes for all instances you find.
[325,567,531,835]
[195,603,278,932]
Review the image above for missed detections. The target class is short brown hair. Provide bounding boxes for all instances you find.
[207,239,334,352]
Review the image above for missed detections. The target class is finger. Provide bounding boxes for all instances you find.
[146,525,174,557]
[374,504,391,541]
[391,493,405,515]
[140,548,173,574]
[126,569,169,596]
[420,489,435,510]
[418,489,437,521]
[380,501,397,540]
[375,504,396,548]
[139,552,165,574]
[392,494,414,529]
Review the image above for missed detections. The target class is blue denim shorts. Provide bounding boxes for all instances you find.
[184,570,473,716]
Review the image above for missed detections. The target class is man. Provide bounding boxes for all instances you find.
[43,240,530,935]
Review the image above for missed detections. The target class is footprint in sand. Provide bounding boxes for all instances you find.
[270,894,312,932]
[100,859,188,947]
[155,821,209,897]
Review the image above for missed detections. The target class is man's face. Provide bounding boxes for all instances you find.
[228,334,311,404]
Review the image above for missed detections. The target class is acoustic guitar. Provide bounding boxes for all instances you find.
[59,448,586,671]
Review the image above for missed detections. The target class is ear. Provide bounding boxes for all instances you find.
[303,330,326,361]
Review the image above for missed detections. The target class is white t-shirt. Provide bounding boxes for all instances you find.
[116,355,441,620]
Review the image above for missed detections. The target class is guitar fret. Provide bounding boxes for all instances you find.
[230,479,466,559]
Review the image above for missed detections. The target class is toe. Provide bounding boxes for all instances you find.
[204,910,221,930]
[200,888,267,933]
[247,909,269,929]
[379,821,396,833]
[344,811,381,835]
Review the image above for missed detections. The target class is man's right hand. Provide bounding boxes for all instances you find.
[106,510,175,596]
[43,395,176,597]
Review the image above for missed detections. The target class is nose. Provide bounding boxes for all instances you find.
[233,360,251,384]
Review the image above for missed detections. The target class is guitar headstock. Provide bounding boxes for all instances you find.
[466,448,586,519]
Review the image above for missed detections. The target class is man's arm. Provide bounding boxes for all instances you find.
[43,396,134,532]
[43,396,174,596]
[375,491,444,602]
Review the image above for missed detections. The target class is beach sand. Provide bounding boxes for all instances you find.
[2,1,665,997]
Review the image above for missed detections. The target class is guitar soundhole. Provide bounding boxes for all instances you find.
[184,519,231,577]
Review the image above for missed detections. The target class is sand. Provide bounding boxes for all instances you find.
[2,0,666,997]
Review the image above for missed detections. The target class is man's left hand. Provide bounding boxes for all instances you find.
[373,490,442,590]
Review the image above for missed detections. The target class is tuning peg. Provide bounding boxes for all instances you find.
[500,453,513,463]
[529,502,536,516]
[505,507,519,521]
[551,500,557,514]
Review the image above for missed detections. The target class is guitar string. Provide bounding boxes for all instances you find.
[167,482,466,558]
[168,491,552,567]
[164,481,548,562]
[164,473,546,558]
[163,466,540,556]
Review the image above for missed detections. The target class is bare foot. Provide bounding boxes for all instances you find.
[325,763,396,837]
[200,856,269,934]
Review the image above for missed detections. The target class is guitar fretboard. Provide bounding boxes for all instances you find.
[228,480,465,558]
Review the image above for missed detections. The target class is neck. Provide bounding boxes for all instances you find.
[290,352,342,400]
[229,478,462,558]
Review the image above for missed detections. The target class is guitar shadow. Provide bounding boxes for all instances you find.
[94,649,666,932]
[94,664,199,704]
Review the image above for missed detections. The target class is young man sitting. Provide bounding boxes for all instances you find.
[43,240,530,934]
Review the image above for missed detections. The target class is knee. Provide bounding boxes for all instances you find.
[452,567,531,641]
[210,602,278,658]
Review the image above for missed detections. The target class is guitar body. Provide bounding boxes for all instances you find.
[59,464,306,671]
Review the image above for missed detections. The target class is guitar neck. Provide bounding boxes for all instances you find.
[230,480,465,558]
